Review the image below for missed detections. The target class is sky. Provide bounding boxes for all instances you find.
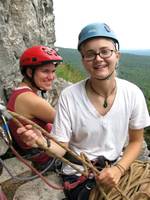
[53,0,150,50]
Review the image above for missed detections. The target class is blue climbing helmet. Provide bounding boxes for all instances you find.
[78,22,119,50]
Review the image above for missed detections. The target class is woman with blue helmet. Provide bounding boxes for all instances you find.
[16,23,150,199]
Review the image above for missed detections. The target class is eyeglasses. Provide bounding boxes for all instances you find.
[82,49,116,61]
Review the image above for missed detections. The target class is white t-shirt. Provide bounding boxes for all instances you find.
[51,78,150,174]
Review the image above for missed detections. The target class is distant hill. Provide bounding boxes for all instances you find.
[121,49,150,56]
[58,47,83,71]
[58,47,150,110]
[58,47,150,71]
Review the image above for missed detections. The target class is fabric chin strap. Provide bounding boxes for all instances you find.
[41,90,47,99]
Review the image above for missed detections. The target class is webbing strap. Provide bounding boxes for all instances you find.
[64,175,87,190]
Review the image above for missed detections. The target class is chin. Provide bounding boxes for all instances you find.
[44,86,52,91]
[95,74,107,79]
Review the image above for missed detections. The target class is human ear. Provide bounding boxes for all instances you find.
[26,68,32,78]
[116,51,121,60]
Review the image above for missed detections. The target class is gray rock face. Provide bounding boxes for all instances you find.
[0,0,55,103]
[0,157,65,200]
[0,138,8,156]
[13,173,65,200]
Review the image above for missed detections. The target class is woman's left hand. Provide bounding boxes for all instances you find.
[96,166,122,188]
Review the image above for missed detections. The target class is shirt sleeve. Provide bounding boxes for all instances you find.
[129,87,150,129]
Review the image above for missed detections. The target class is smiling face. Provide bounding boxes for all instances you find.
[80,38,120,80]
[27,63,56,91]
[34,63,56,91]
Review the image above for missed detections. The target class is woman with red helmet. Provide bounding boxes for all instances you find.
[7,45,63,171]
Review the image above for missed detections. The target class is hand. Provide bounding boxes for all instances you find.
[96,166,122,188]
[17,125,45,148]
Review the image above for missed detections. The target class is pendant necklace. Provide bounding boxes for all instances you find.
[89,80,116,108]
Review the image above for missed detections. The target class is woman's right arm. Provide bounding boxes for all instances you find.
[17,125,67,157]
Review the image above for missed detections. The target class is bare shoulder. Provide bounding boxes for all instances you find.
[16,91,37,105]
[15,91,55,122]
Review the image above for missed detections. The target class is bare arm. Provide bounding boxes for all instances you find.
[97,129,144,187]
[15,92,56,123]
[17,125,67,157]
[116,128,144,170]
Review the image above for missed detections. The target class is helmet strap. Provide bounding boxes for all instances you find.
[41,90,47,99]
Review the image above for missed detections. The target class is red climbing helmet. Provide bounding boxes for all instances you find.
[19,45,63,73]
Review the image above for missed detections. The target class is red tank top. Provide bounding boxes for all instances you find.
[7,87,52,163]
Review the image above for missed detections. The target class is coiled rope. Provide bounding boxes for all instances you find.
[89,160,150,200]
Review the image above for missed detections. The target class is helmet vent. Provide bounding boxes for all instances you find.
[104,24,111,32]
[32,57,37,62]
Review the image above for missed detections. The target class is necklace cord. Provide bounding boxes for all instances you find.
[89,80,116,108]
